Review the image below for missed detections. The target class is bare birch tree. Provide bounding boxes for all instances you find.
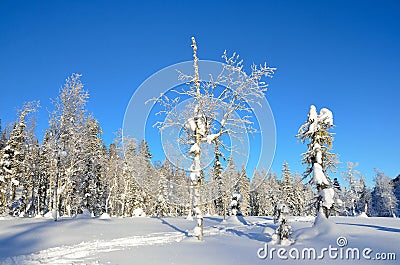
[151,37,275,240]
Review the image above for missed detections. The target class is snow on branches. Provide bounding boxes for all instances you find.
[297,105,338,218]
[149,37,275,240]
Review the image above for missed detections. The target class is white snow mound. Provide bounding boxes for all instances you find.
[224,215,248,226]
[294,212,339,241]
[357,212,369,218]
[76,209,93,219]
[99,213,111,220]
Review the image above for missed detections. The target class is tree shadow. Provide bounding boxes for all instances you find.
[225,228,272,243]
[0,216,106,261]
[203,216,223,223]
[157,217,189,236]
[0,219,52,259]
[257,217,274,221]
[336,222,400,233]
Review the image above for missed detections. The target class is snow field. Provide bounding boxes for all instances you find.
[0,216,399,265]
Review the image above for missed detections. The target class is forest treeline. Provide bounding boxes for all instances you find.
[0,74,398,218]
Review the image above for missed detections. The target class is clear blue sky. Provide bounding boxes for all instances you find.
[1,0,399,187]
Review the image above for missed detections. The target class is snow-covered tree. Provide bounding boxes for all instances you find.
[151,37,275,239]
[331,177,345,215]
[292,173,308,216]
[220,155,239,218]
[80,115,106,216]
[38,131,55,216]
[46,74,89,217]
[103,134,126,216]
[336,163,372,216]
[372,170,397,217]
[121,137,143,216]
[249,169,264,216]
[236,166,250,216]
[229,192,242,216]
[250,169,281,216]
[212,142,224,216]
[393,175,400,217]
[22,113,41,217]
[44,74,107,218]
[297,105,338,218]
[153,161,170,217]
[357,175,372,216]
[134,140,154,215]
[272,203,292,245]
[138,140,152,160]
[280,161,297,215]
[341,162,366,216]
[266,172,282,214]
[0,102,38,215]
[302,181,317,216]
[0,122,7,151]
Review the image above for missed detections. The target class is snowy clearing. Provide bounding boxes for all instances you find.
[0,216,399,264]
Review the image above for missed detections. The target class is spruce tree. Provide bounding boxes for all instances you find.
[372,170,397,217]
[0,102,38,215]
[281,161,297,215]
[357,175,372,215]
[297,105,338,218]
[235,166,250,216]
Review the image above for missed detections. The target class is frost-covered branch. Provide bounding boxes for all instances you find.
[150,37,275,239]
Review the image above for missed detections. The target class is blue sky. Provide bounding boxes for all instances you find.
[1,0,399,186]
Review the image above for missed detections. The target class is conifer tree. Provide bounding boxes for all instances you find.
[297,105,338,218]
[357,175,372,215]
[235,166,250,216]
[372,170,397,217]
[281,161,297,215]
[212,142,224,216]
[0,102,38,215]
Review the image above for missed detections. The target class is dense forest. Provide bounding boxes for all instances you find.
[0,74,398,219]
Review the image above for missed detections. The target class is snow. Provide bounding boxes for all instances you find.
[11,178,19,186]
[220,119,226,127]
[276,203,289,214]
[224,215,248,226]
[189,143,200,154]
[205,133,219,144]
[231,192,242,202]
[133,208,146,217]
[308,105,318,122]
[43,211,54,219]
[99,213,111,220]
[189,172,198,182]
[75,209,93,219]
[197,118,207,136]
[312,143,323,164]
[319,108,334,126]
[356,212,369,218]
[193,226,202,237]
[294,212,339,241]
[305,106,334,135]
[186,118,196,132]
[319,188,335,208]
[312,163,329,185]
[0,216,399,264]
[189,156,201,181]
[262,226,276,236]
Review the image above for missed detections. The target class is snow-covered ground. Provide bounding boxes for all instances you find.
[0,215,399,264]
